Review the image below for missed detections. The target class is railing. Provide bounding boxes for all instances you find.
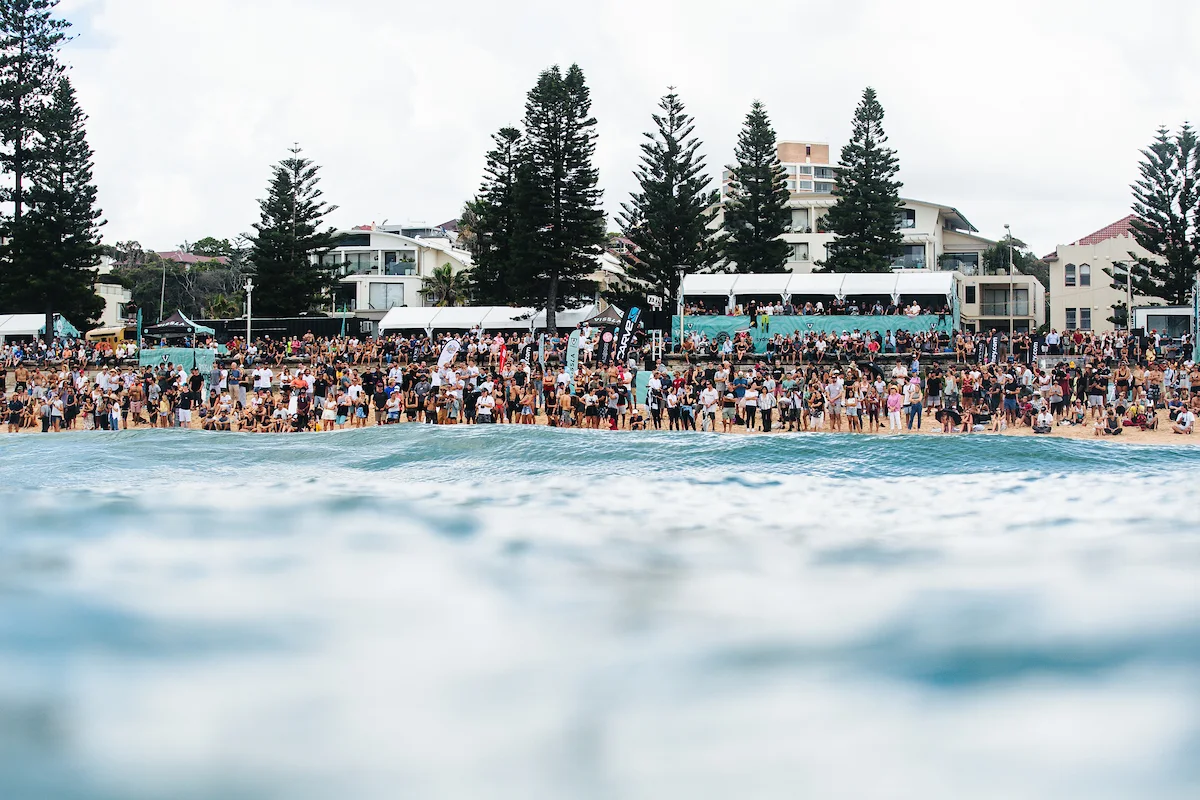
[980,302,1030,316]
[891,255,927,270]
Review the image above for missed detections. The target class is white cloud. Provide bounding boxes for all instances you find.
[59,0,1200,256]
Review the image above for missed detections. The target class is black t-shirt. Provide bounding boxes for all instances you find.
[177,394,192,410]
[314,378,329,398]
[372,390,387,407]
[1004,381,1019,398]
[189,374,203,393]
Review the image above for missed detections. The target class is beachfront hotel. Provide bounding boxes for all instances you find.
[1043,215,1175,334]
[716,141,1046,332]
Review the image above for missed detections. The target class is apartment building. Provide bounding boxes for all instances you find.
[715,140,1045,330]
[1044,215,1163,333]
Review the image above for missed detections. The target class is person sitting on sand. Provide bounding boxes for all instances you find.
[1172,408,1195,435]
[1094,407,1122,436]
[1032,408,1054,434]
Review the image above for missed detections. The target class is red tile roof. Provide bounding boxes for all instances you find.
[156,251,229,265]
[1043,214,1139,259]
[1072,214,1137,246]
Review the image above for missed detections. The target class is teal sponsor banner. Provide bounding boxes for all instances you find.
[671,314,954,353]
[139,347,220,372]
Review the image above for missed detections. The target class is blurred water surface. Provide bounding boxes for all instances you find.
[0,427,1198,799]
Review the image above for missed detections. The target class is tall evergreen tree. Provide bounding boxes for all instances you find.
[719,100,790,274]
[617,89,718,300]
[515,64,605,332]
[248,145,341,316]
[0,0,67,224]
[469,126,523,304]
[820,87,904,273]
[2,75,102,332]
[1128,124,1200,305]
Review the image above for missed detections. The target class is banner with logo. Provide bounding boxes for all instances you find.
[437,338,461,369]
[1030,337,1041,364]
[613,307,641,365]
[670,314,954,354]
[597,326,616,364]
[566,330,581,376]
[989,335,1001,364]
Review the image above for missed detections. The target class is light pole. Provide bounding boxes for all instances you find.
[675,265,687,355]
[244,278,254,349]
[1004,223,1014,346]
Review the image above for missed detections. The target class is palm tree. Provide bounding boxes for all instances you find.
[419,263,469,307]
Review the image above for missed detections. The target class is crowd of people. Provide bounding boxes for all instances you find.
[2,320,1197,439]
[682,298,952,317]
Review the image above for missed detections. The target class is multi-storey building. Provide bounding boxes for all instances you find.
[1044,215,1163,333]
[714,140,1045,331]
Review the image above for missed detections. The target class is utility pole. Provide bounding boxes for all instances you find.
[245,278,255,348]
[1004,223,1014,347]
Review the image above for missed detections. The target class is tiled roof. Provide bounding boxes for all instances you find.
[156,251,229,265]
[1044,214,1138,259]
[1072,214,1137,246]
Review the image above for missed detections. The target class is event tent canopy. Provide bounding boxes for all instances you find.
[0,313,80,341]
[681,272,959,303]
[378,305,603,334]
[144,310,216,338]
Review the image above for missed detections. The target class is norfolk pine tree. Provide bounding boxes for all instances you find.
[720,101,790,273]
[515,64,605,332]
[618,89,718,300]
[469,126,524,304]
[8,75,103,331]
[1128,124,1200,306]
[820,87,904,273]
[248,145,341,316]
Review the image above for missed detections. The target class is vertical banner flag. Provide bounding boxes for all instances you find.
[613,307,642,365]
[597,327,616,365]
[989,334,1001,364]
[135,307,143,349]
[975,339,987,364]
[1030,336,1041,364]
[566,330,581,375]
[498,342,507,373]
[538,334,546,367]
[437,338,461,370]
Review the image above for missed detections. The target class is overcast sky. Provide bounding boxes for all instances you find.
[62,0,1198,258]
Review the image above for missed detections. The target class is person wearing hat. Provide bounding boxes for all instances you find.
[476,387,495,423]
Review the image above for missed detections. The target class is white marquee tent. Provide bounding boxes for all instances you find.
[680,272,957,307]
[0,313,80,343]
[378,304,602,334]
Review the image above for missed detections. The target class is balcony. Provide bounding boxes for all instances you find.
[891,255,927,270]
[980,302,1031,317]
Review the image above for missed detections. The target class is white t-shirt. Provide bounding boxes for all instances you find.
[700,388,718,413]
[477,394,495,416]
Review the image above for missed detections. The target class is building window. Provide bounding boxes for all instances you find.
[896,208,917,229]
[787,179,797,192]
[965,285,976,304]
[814,167,835,179]
[1014,287,1030,316]
[344,252,374,275]
[805,144,811,157]
[786,165,797,175]
[943,252,979,275]
[1079,263,1091,287]
[1080,308,1091,330]
[814,182,833,193]
[1066,308,1077,329]
[318,252,342,268]
[892,244,926,270]
[797,180,813,191]
[796,165,812,175]
[368,282,405,310]
[1065,263,1076,286]
[790,208,810,232]
[338,234,371,248]
[789,243,810,261]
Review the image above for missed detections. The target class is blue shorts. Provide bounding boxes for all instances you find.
[336,415,347,426]
[1004,399,1018,411]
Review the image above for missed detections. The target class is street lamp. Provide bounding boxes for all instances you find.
[675,265,687,354]
[244,278,255,349]
[1004,223,1014,346]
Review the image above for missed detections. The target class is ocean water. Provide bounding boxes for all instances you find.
[0,427,1198,800]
